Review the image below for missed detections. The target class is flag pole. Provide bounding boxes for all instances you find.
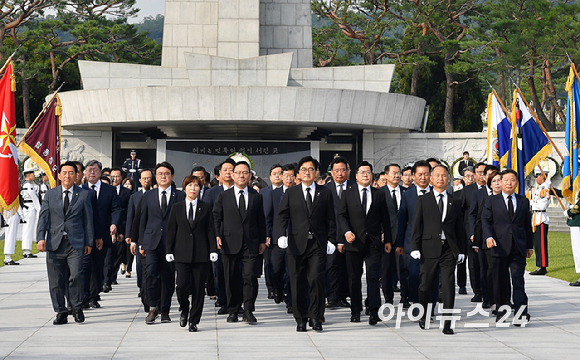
[510,82,564,162]
[16,82,65,147]
[537,166,566,210]
[0,45,21,76]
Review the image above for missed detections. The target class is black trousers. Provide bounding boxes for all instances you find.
[419,245,456,320]
[346,241,382,315]
[222,245,259,315]
[288,237,326,323]
[46,237,84,313]
[479,248,492,303]
[492,244,528,315]
[533,223,549,267]
[212,255,227,307]
[264,246,274,292]
[380,250,395,303]
[175,262,208,325]
[467,243,481,295]
[326,250,349,302]
[89,245,106,301]
[146,243,175,313]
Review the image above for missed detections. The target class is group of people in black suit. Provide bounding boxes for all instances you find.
[36,155,535,335]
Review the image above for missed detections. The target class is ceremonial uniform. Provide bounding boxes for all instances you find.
[528,179,550,270]
[20,180,41,254]
[566,198,580,286]
[3,209,21,265]
[122,157,143,180]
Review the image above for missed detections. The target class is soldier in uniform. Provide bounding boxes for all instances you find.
[122,150,143,180]
[21,164,41,258]
[528,167,550,275]
[3,208,21,265]
[566,197,580,286]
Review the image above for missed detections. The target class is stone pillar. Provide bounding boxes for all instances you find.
[218,0,261,59]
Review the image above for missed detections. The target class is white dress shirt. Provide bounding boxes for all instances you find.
[502,191,517,213]
[416,185,430,196]
[358,184,372,214]
[89,180,101,198]
[386,184,401,208]
[432,189,448,239]
[185,198,198,220]
[301,183,316,201]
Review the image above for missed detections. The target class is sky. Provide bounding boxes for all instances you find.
[130,0,166,23]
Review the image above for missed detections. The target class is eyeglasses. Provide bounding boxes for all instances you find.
[300,167,316,173]
[357,170,372,175]
[156,172,172,177]
[234,171,249,176]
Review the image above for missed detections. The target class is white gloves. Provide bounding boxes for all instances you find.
[327,241,336,255]
[457,254,465,264]
[564,209,571,217]
[410,250,421,260]
[278,236,288,249]
[165,254,175,262]
[209,252,218,262]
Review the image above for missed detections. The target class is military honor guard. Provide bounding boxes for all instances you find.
[528,167,550,275]
[21,164,41,258]
[122,150,143,180]
[3,207,21,265]
[565,197,580,286]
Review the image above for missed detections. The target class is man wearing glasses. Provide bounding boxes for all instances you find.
[276,156,337,332]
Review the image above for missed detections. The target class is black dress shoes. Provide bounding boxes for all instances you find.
[23,253,37,258]
[73,309,85,323]
[482,301,491,309]
[296,320,307,332]
[338,299,351,308]
[145,309,158,324]
[3,260,19,265]
[569,279,580,286]
[369,313,381,326]
[513,313,531,327]
[242,310,257,324]
[103,284,112,293]
[274,292,285,304]
[227,313,238,323]
[350,313,361,323]
[287,307,293,314]
[189,323,198,332]
[179,313,188,327]
[530,267,547,275]
[471,294,483,302]
[458,287,467,295]
[89,300,101,309]
[418,318,426,330]
[326,300,339,309]
[310,319,323,331]
[268,291,275,299]
[160,313,171,323]
[217,306,228,315]
[442,327,454,335]
[53,312,68,325]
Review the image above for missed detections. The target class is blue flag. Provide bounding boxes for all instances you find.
[486,91,511,168]
[563,65,580,203]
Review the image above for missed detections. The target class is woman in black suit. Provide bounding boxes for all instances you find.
[166,175,217,332]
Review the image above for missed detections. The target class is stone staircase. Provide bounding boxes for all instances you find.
[546,204,570,232]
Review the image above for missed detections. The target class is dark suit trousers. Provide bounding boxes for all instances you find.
[175,262,208,325]
[222,244,258,314]
[419,245,456,319]
[326,251,348,301]
[479,249,492,303]
[288,237,326,322]
[457,257,467,288]
[404,253,421,303]
[492,244,528,315]
[89,245,106,301]
[467,243,481,295]
[264,246,274,292]
[533,223,549,267]
[270,244,287,296]
[346,241,382,315]
[146,243,176,313]
[212,255,227,306]
[380,250,395,303]
[46,237,84,313]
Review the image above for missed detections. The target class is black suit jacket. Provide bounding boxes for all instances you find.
[275,184,336,256]
[325,180,353,243]
[337,186,392,252]
[213,187,266,255]
[381,184,406,242]
[125,190,144,239]
[116,186,132,236]
[82,182,121,245]
[410,191,466,259]
[167,200,217,263]
[137,187,186,250]
[481,193,533,258]
[265,186,289,240]
[458,160,475,175]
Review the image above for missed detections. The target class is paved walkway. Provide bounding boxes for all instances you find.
[1,253,580,359]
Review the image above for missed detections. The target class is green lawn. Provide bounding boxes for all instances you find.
[0,240,39,267]
[526,231,579,283]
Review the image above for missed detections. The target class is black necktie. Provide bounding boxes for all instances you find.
[362,188,368,214]
[420,189,426,195]
[63,190,70,214]
[306,187,313,213]
[91,184,96,198]
[239,190,246,219]
[392,189,398,212]
[438,193,444,216]
[188,202,194,228]
[161,190,167,216]
[507,195,514,220]
[338,184,344,200]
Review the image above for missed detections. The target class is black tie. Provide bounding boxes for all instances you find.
[420,189,426,195]
[306,187,313,214]
[438,193,444,216]
[91,184,96,198]
[63,190,70,214]
[239,190,246,219]
[188,202,194,228]
[338,184,344,200]
[392,189,398,212]
[507,195,514,220]
[161,190,167,216]
[362,188,368,214]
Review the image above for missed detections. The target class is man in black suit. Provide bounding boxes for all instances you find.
[411,165,466,335]
[338,161,392,325]
[265,163,296,308]
[191,165,214,298]
[457,151,475,176]
[82,160,121,309]
[213,161,266,324]
[261,163,283,300]
[191,166,210,202]
[37,162,94,325]
[135,162,185,324]
[482,169,533,325]
[380,163,406,304]
[324,156,352,309]
[276,156,337,332]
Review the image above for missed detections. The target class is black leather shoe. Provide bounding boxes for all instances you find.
[418,318,426,330]
[89,300,101,309]
[3,260,19,265]
[103,284,111,293]
[112,280,118,285]
[226,313,238,323]
[160,313,171,323]
[67,306,73,315]
[145,309,158,324]
[73,309,85,323]
[482,301,491,309]
[242,310,257,324]
[570,280,580,287]
[495,310,507,322]
[189,323,198,332]
[274,292,285,304]
[217,306,228,314]
[442,327,454,335]
[402,301,411,309]
[529,267,547,276]
[214,301,222,307]
[311,320,323,331]
[287,307,293,314]
[296,321,307,332]
[23,253,38,258]
[179,313,187,327]
[53,312,68,325]
[369,313,380,325]
[513,313,531,327]
[326,300,339,309]
[268,291,275,299]
[393,286,400,292]
[471,294,482,302]
[458,287,467,295]
[338,299,351,308]
[350,313,360,323]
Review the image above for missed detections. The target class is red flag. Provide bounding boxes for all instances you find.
[19,96,61,188]
[0,62,18,218]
